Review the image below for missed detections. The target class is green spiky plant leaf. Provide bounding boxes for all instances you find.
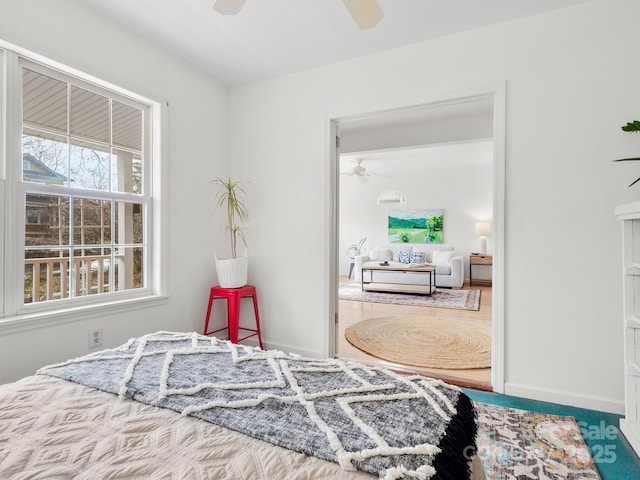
[213,177,248,258]
[613,120,640,187]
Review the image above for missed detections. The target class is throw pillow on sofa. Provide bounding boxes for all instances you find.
[393,251,412,264]
[409,252,426,264]
[431,250,455,265]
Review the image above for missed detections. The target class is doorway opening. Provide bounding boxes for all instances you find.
[327,86,505,393]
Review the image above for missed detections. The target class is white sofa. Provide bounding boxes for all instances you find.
[354,243,464,289]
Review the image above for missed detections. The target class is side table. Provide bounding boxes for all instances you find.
[470,254,492,286]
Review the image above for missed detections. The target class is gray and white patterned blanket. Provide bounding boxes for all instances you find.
[38,331,476,480]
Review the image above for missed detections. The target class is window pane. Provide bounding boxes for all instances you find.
[23,129,69,184]
[73,248,112,297]
[113,247,144,291]
[111,149,143,194]
[24,195,145,304]
[70,86,109,143]
[113,101,142,150]
[24,248,70,304]
[22,68,67,133]
[114,201,143,244]
[69,141,110,190]
[25,194,70,246]
[73,198,112,245]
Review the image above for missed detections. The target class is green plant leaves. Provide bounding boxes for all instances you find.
[213,177,249,258]
[614,120,640,187]
[622,120,640,133]
[612,158,640,187]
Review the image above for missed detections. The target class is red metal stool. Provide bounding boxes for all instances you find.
[203,285,263,349]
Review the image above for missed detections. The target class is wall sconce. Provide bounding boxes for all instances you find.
[376,190,406,204]
[474,221,491,254]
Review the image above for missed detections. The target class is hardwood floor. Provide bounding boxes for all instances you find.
[336,278,493,391]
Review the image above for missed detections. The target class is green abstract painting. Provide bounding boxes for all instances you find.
[388,209,444,243]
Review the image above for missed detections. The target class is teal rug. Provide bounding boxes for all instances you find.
[463,389,640,480]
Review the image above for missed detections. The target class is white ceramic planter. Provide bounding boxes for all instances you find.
[214,253,248,288]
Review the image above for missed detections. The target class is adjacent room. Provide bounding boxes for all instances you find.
[335,98,495,391]
[0,0,639,478]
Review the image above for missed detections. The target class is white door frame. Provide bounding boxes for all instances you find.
[324,82,506,393]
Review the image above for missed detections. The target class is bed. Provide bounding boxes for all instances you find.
[0,331,485,479]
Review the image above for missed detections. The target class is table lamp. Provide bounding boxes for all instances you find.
[474,221,491,254]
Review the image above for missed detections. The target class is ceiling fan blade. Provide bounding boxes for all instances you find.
[212,0,247,15]
[342,0,384,30]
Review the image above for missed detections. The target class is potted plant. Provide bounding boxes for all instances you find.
[347,237,367,257]
[213,177,249,288]
[614,120,640,187]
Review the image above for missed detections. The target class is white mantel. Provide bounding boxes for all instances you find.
[614,201,640,220]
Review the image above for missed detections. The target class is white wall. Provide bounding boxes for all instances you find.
[0,0,230,384]
[229,0,640,412]
[339,158,493,279]
[1,0,638,414]
[340,113,493,153]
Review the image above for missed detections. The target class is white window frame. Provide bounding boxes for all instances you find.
[0,41,167,331]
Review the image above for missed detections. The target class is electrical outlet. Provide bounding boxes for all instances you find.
[89,328,103,348]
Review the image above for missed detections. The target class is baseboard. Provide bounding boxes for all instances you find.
[258,340,322,359]
[207,336,322,359]
[504,382,625,415]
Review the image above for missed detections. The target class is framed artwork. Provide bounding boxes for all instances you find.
[388,209,443,243]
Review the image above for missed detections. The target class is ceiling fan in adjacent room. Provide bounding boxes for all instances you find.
[341,158,390,183]
[212,0,384,29]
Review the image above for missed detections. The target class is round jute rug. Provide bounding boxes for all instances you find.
[345,315,491,369]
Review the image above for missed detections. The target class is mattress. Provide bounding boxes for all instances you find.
[0,332,486,479]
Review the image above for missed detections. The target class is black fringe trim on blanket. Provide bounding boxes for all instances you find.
[431,392,478,480]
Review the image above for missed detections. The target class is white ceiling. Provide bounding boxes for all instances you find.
[80,0,590,86]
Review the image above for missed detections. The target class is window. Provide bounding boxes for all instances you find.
[0,45,164,320]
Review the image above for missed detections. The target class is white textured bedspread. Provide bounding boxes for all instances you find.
[0,375,374,479]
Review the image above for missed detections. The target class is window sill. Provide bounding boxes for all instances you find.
[0,294,170,335]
